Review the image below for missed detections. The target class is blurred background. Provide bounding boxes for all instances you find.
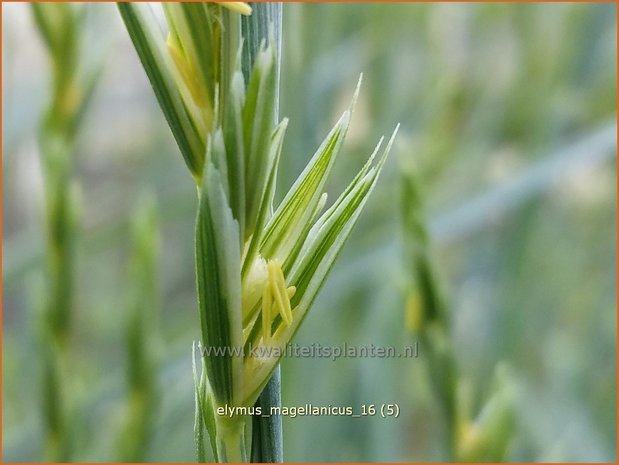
[2,2,617,462]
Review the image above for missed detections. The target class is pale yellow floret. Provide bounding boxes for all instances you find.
[287,286,297,300]
[165,33,214,140]
[166,35,208,108]
[268,260,293,325]
[260,260,296,343]
[218,2,253,16]
[242,256,268,320]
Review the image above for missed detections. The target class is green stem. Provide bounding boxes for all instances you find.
[251,365,282,462]
[401,169,459,460]
[117,200,159,462]
[240,3,284,462]
[217,418,247,462]
[30,5,85,461]
[41,99,78,465]
[42,342,70,461]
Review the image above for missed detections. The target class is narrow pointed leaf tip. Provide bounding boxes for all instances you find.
[260,109,352,265]
[350,73,363,113]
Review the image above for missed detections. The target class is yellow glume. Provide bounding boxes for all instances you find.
[218,2,253,16]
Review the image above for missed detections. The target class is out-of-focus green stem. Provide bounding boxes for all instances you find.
[400,166,459,459]
[31,4,98,461]
[32,4,78,461]
[117,198,160,462]
[401,165,515,461]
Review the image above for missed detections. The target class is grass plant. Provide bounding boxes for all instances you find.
[119,2,397,461]
[117,198,160,462]
[401,165,515,461]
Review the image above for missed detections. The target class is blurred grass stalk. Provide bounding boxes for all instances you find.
[119,1,396,462]
[31,4,99,461]
[117,198,160,462]
[400,166,515,462]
